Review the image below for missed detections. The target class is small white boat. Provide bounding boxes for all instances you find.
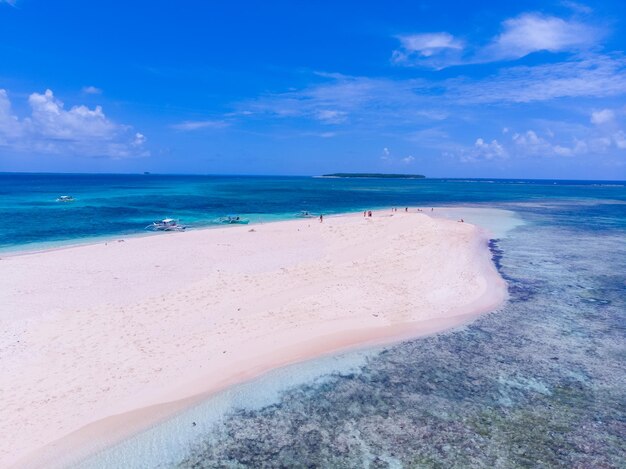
[219,215,249,225]
[56,195,75,202]
[298,210,315,218]
[146,218,186,231]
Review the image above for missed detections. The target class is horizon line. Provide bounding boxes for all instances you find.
[0,171,625,183]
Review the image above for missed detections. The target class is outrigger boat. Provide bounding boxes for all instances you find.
[146,218,186,231]
[56,195,75,202]
[219,215,249,224]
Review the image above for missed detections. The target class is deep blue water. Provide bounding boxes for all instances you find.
[1,173,625,251]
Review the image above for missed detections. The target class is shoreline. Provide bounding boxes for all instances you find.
[0,209,366,259]
[1,207,510,467]
[0,203,505,259]
[18,310,492,469]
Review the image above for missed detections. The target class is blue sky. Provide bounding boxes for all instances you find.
[1,0,626,179]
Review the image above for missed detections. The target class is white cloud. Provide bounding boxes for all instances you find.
[0,0,17,6]
[27,89,118,140]
[299,131,337,138]
[171,120,229,131]
[392,33,463,67]
[561,1,593,14]
[394,12,601,69]
[458,126,617,161]
[612,131,626,149]
[0,90,22,141]
[591,109,615,125]
[553,145,574,156]
[456,138,508,163]
[229,56,626,151]
[82,86,103,95]
[483,124,626,159]
[456,130,577,162]
[315,109,348,124]
[415,109,448,121]
[397,33,463,57]
[483,13,599,61]
[513,129,578,156]
[0,88,147,158]
[408,128,449,147]
[513,130,542,146]
[510,129,577,156]
[132,132,146,146]
[475,138,507,159]
[451,55,626,104]
[379,147,416,165]
[231,50,626,146]
[239,74,433,128]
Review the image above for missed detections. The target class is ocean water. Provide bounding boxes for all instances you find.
[3,174,626,467]
[0,173,624,252]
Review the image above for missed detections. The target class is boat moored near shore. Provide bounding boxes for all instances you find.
[219,215,249,224]
[146,218,187,231]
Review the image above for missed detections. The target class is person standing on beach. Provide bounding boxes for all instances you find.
[320,214,323,223]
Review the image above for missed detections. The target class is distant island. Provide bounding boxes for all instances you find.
[321,173,425,179]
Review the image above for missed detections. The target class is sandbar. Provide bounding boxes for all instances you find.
[0,208,508,467]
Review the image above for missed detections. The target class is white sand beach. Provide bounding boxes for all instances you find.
[0,209,507,467]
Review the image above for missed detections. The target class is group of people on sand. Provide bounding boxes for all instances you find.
[359,207,437,218]
[320,207,442,223]
[391,207,435,213]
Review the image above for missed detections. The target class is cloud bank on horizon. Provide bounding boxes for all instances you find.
[0,0,625,179]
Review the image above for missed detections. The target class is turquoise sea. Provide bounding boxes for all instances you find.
[1,173,625,251]
[3,173,626,467]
